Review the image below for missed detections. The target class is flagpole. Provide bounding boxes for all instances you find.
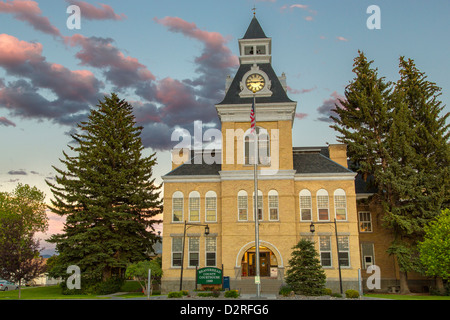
[253,93,261,298]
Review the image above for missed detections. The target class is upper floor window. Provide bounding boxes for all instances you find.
[244,45,267,55]
[244,127,270,165]
[205,191,217,222]
[172,191,183,222]
[268,190,279,221]
[238,190,248,221]
[334,189,347,221]
[189,191,200,222]
[317,189,329,221]
[359,212,372,232]
[299,189,312,221]
[253,190,263,221]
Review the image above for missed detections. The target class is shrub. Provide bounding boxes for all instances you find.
[345,289,360,299]
[279,285,293,297]
[323,288,333,295]
[168,291,183,298]
[181,290,189,296]
[331,292,342,298]
[224,290,240,298]
[197,292,213,297]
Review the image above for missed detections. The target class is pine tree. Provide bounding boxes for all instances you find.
[285,239,326,296]
[331,52,450,294]
[47,93,162,288]
[331,50,393,185]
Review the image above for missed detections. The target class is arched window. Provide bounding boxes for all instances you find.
[268,190,279,221]
[244,127,270,165]
[317,189,329,221]
[299,189,312,221]
[334,189,347,221]
[189,191,200,222]
[253,190,263,221]
[238,190,248,221]
[172,191,183,222]
[205,191,217,222]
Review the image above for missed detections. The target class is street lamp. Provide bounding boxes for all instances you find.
[179,220,210,291]
[309,218,343,294]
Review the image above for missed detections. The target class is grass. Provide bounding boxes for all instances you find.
[364,293,450,300]
[0,280,159,300]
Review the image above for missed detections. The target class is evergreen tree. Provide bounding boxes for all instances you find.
[47,93,162,288]
[331,52,450,294]
[285,239,326,296]
[331,50,393,184]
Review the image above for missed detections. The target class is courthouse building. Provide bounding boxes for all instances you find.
[160,16,430,294]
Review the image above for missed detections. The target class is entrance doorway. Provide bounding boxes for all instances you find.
[241,246,278,278]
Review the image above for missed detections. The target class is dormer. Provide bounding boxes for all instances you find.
[239,17,272,65]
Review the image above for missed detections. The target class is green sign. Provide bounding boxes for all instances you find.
[197,267,222,285]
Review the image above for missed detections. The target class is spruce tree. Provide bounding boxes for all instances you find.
[331,52,450,294]
[285,239,326,296]
[47,93,162,288]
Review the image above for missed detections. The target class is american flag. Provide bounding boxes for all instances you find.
[250,100,256,133]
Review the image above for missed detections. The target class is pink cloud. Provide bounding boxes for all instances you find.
[0,116,16,126]
[66,0,126,21]
[287,85,317,95]
[0,0,62,38]
[0,34,102,123]
[304,16,313,21]
[295,112,308,120]
[317,91,345,123]
[67,34,155,88]
[336,36,349,42]
[154,16,238,69]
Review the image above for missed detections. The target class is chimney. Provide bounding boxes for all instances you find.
[171,148,190,170]
[328,144,348,168]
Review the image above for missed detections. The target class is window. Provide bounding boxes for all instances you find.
[334,189,347,221]
[189,191,200,222]
[171,237,183,267]
[299,189,312,221]
[172,191,183,222]
[256,45,266,55]
[361,243,375,269]
[317,189,329,221]
[238,190,248,221]
[205,191,217,222]
[268,190,279,221]
[244,127,270,165]
[189,237,200,267]
[205,237,217,267]
[359,212,372,232]
[244,46,254,55]
[253,190,263,221]
[338,236,350,267]
[319,236,332,267]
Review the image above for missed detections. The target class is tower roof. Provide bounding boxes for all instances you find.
[242,16,267,39]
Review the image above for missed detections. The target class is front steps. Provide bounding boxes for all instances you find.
[234,278,283,294]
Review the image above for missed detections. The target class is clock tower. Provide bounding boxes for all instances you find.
[215,16,297,173]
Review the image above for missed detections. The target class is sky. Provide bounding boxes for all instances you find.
[0,0,449,255]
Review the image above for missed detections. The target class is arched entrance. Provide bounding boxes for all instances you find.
[240,246,278,278]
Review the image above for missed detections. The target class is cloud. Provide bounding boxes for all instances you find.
[0,0,62,38]
[8,169,27,175]
[304,16,313,21]
[0,34,103,125]
[316,91,345,123]
[66,1,126,21]
[336,36,349,42]
[287,85,317,95]
[66,35,155,90]
[0,116,15,126]
[295,113,308,120]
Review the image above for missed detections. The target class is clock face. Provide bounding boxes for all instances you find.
[246,73,265,93]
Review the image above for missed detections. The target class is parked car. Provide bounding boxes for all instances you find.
[0,280,18,291]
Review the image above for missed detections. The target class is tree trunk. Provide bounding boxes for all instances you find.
[436,277,445,295]
[399,271,411,294]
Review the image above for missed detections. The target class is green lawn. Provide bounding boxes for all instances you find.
[0,280,151,300]
[364,293,450,300]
